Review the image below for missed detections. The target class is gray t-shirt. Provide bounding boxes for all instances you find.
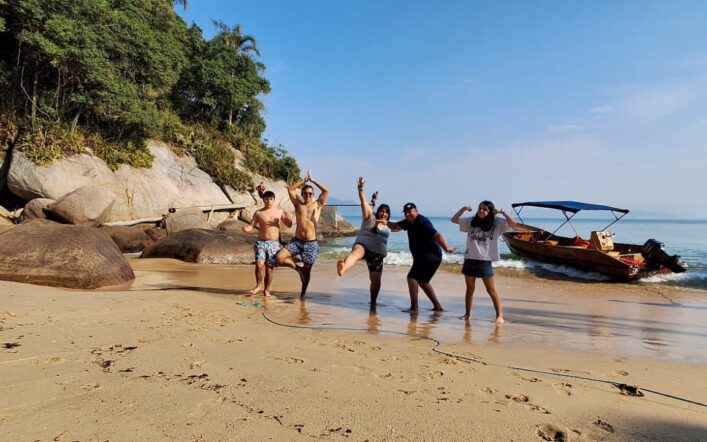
[459,217,508,261]
[355,216,389,256]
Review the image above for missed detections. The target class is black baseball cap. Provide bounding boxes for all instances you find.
[402,202,417,213]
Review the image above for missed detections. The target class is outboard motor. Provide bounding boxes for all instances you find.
[641,239,686,273]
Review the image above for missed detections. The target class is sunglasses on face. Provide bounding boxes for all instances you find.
[303,192,314,196]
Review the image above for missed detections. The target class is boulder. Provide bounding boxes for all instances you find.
[143,226,167,242]
[20,198,55,221]
[140,228,255,264]
[216,217,248,233]
[8,140,232,221]
[101,225,153,253]
[164,206,211,234]
[0,219,135,289]
[43,185,116,226]
[318,206,357,237]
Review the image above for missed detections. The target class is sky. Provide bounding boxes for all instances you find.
[178,1,707,219]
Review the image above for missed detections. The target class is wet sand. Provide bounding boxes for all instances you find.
[1,258,706,441]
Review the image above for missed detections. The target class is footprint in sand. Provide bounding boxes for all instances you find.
[513,373,542,383]
[527,404,551,414]
[552,382,573,396]
[33,356,65,365]
[481,387,497,394]
[417,369,444,380]
[505,393,529,403]
[536,423,567,441]
[279,357,304,364]
[191,360,207,369]
[593,417,614,433]
[613,370,629,377]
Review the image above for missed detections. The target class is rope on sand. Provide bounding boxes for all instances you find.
[259,308,707,410]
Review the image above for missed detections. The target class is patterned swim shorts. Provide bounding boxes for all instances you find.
[363,249,385,273]
[284,238,319,265]
[254,239,282,266]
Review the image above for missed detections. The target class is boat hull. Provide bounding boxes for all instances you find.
[503,229,667,282]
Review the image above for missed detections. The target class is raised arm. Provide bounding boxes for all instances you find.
[495,208,531,231]
[288,175,308,206]
[434,232,456,253]
[357,177,373,220]
[307,170,329,207]
[451,206,472,224]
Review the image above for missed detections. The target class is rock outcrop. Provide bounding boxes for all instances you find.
[20,198,54,221]
[43,185,116,226]
[7,141,245,221]
[140,229,255,264]
[0,219,135,289]
[101,225,154,253]
[163,207,211,234]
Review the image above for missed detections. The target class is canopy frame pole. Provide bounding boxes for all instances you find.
[599,210,627,232]
[544,210,578,240]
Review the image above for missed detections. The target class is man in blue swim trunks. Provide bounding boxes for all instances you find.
[276,170,329,297]
[242,191,293,296]
[387,202,456,312]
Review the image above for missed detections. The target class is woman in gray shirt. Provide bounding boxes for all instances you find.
[337,177,390,310]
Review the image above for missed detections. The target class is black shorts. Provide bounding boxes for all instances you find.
[462,259,494,278]
[408,254,442,283]
[363,249,385,273]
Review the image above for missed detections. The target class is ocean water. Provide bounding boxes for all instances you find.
[321,215,707,290]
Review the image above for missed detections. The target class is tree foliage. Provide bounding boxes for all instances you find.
[0,0,298,187]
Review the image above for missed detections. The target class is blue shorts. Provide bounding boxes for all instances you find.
[255,240,281,266]
[462,259,494,278]
[285,238,319,265]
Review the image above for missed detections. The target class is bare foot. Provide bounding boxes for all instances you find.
[263,290,272,297]
[249,286,263,295]
[495,316,505,324]
[402,308,418,313]
[432,306,444,312]
[458,314,470,320]
[336,260,345,277]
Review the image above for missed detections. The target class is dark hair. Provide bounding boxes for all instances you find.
[302,184,314,192]
[376,203,390,219]
[470,200,496,231]
[262,190,275,199]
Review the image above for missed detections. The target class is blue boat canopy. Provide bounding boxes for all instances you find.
[511,201,629,214]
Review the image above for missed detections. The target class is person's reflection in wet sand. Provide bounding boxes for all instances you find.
[462,319,472,344]
[297,299,310,326]
[366,311,381,333]
[406,311,442,340]
[489,323,502,344]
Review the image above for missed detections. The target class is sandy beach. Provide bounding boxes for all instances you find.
[1,259,706,441]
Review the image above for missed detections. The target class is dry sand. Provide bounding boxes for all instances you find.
[1,259,706,441]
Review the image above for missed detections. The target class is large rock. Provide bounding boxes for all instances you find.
[8,140,232,221]
[164,206,211,234]
[216,216,248,232]
[43,185,116,226]
[318,206,357,236]
[140,228,255,264]
[0,219,135,289]
[20,198,55,221]
[101,225,153,253]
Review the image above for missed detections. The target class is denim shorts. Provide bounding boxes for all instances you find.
[462,259,494,278]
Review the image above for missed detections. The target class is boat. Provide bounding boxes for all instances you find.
[502,201,687,281]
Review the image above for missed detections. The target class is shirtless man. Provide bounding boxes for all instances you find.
[242,191,293,296]
[275,170,329,297]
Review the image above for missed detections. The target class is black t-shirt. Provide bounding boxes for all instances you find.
[397,214,441,258]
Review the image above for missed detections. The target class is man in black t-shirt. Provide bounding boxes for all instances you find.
[387,202,456,312]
